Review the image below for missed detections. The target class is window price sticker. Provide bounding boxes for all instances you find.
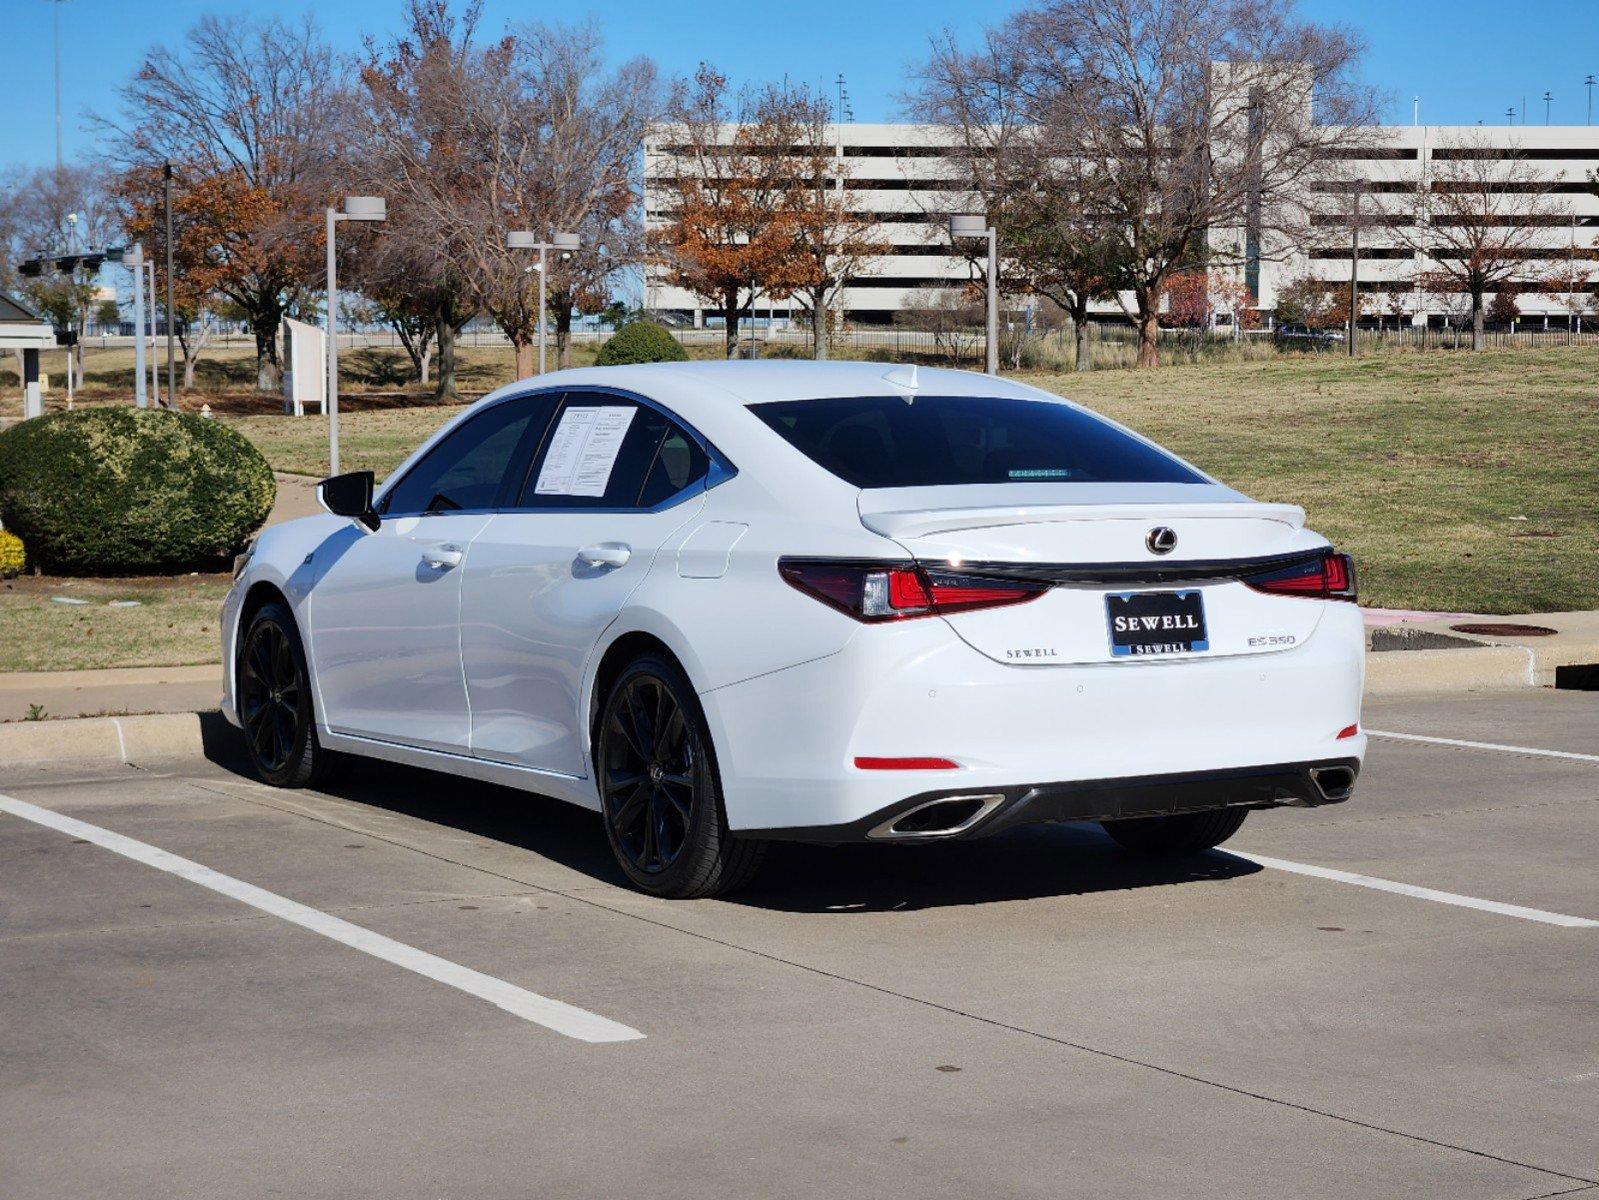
[534,406,637,497]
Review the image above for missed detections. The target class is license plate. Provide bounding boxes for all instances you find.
[1106,590,1209,656]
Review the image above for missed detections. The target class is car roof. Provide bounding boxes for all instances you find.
[482,359,1048,409]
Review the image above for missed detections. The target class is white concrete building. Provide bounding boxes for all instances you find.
[643,123,1599,327]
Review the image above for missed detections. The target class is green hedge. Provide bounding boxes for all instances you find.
[0,408,275,575]
[595,321,690,366]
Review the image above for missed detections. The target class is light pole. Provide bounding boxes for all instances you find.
[950,213,998,375]
[1544,91,1553,125]
[124,245,147,409]
[507,230,580,375]
[163,161,176,408]
[1586,76,1595,125]
[325,196,386,474]
[48,0,68,176]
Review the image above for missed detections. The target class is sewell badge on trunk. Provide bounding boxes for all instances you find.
[1106,590,1209,657]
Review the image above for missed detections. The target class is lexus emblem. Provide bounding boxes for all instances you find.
[1146,526,1178,555]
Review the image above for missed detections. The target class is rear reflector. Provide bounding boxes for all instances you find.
[853,756,960,771]
[1336,723,1360,739]
[781,558,1048,622]
[1244,551,1357,603]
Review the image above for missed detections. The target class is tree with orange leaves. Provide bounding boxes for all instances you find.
[650,66,815,357]
[102,15,341,393]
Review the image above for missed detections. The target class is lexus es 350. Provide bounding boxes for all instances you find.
[223,361,1364,898]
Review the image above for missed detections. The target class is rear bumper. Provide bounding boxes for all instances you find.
[743,757,1360,843]
[699,598,1366,835]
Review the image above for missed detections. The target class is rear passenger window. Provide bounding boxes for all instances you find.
[638,426,709,507]
[516,397,667,509]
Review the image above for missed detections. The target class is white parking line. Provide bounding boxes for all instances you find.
[1226,850,1599,928]
[1367,729,1599,765]
[0,793,644,1044]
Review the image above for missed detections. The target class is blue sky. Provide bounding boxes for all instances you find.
[3,0,1597,172]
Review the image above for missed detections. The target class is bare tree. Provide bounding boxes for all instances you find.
[773,86,888,360]
[928,0,1376,367]
[353,0,490,399]
[908,30,1118,371]
[101,15,344,392]
[1397,136,1568,349]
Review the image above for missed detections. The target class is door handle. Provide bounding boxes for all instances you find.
[578,542,631,569]
[422,544,464,570]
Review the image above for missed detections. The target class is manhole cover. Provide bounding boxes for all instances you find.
[1450,622,1558,638]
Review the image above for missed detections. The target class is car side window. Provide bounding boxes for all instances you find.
[514,395,698,510]
[379,394,557,516]
[637,423,709,508]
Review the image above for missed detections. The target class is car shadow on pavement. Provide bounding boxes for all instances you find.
[737,831,1262,913]
[199,715,1263,912]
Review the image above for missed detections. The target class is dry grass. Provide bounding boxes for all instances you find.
[6,341,1594,634]
[0,574,232,672]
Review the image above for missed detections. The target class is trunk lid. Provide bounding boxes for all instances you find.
[858,483,1327,665]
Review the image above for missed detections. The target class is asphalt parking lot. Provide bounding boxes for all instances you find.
[2,688,1596,1199]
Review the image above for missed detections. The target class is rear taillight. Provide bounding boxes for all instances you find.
[779,559,1048,622]
[1244,552,1357,602]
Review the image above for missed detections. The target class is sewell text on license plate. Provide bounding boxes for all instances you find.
[1106,590,1209,656]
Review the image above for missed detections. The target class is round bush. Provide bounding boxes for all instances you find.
[0,529,24,578]
[0,408,276,575]
[595,321,689,366]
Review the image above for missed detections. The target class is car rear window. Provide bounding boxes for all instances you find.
[749,395,1205,489]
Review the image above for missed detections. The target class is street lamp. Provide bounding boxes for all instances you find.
[122,244,148,409]
[1586,76,1595,126]
[950,213,998,375]
[325,195,386,474]
[1544,91,1554,125]
[507,229,581,375]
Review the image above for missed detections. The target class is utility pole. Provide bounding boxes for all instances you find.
[50,0,67,176]
[1506,106,1517,126]
[163,161,176,408]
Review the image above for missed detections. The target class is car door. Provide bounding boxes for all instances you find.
[460,391,716,778]
[307,394,555,754]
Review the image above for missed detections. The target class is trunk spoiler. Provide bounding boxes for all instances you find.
[859,499,1307,542]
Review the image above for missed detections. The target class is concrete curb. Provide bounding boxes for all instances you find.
[1363,645,1536,697]
[0,712,205,766]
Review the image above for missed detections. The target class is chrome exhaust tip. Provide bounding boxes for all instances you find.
[868,793,1006,840]
[1309,766,1356,802]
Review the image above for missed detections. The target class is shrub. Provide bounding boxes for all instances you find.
[0,407,276,575]
[595,320,689,366]
[0,529,23,578]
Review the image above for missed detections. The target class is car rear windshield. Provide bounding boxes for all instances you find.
[749,395,1205,489]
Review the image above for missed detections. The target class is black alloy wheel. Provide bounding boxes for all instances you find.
[597,654,764,898]
[238,601,331,788]
[602,673,698,875]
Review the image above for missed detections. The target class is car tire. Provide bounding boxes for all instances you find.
[596,653,765,898]
[1100,807,1249,855]
[237,601,337,789]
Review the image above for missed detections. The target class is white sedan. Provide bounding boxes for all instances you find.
[222,362,1365,897]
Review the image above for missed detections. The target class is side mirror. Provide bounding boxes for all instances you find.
[317,470,380,532]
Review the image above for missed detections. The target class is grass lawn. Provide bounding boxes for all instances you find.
[219,345,1597,615]
[0,575,232,672]
[1022,347,1599,614]
[2,344,1592,677]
